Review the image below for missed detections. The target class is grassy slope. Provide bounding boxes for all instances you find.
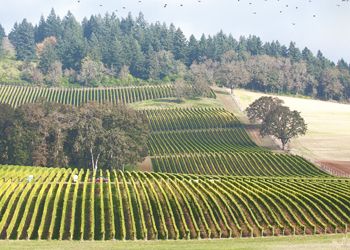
[0,38,23,83]
[131,96,223,171]
[212,87,281,151]
[0,234,348,250]
[233,88,350,162]
[130,97,223,110]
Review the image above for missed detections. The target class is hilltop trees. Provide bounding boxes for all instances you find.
[246,96,307,150]
[8,19,36,60]
[37,36,59,73]
[0,24,5,39]
[78,56,106,86]
[3,10,350,102]
[0,102,149,170]
[0,24,5,56]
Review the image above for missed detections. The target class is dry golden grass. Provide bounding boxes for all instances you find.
[233,88,350,162]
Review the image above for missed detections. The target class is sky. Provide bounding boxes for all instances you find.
[0,0,350,63]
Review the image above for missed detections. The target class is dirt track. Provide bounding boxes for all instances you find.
[318,160,350,176]
[212,86,281,151]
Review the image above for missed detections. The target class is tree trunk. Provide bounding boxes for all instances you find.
[94,153,101,171]
[90,147,95,171]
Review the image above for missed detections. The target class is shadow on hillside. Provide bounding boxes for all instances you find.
[154,98,184,104]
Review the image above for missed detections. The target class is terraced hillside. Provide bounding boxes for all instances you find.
[144,108,328,177]
[0,85,217,107]
[0,165,348,240]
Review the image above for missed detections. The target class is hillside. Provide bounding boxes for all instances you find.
[0,84,349,247]
[1,1,350,249]
[232,88,350,175]
[0,165,348,241]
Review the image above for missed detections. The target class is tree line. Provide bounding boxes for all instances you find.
[0,102,149,170]
[0,9,349,101]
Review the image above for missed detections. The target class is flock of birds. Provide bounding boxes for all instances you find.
[75,0,350,27]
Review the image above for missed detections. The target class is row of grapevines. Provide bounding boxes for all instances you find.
[0,85,179,107]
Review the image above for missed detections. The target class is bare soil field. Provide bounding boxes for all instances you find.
[318,160,350,176]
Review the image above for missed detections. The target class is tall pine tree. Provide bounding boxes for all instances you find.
[58,12,86,70]
[0,24,5,56]
[9,19,36,61]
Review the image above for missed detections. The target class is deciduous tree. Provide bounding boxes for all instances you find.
[246,96,284,122]
[260,106,307,150]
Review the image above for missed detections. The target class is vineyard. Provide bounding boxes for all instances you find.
[145,108,328,177]
[0,86,349,242]
[0,165,348,240]
[0,85,215,108]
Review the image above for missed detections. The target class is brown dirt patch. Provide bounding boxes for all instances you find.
[138,156,152,172]
[246,127,281,151]
[317,160,350,177]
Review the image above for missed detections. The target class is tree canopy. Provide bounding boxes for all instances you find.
[1,9,350,102]
[246,96,284,122]
[0,102,149,170]
[0,24,5,56]
[246,96,307,150]
[261,106,307,150]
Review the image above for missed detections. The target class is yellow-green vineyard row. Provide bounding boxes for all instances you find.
[0,85,216,108]
[141,108,241,131]
[0,165,348,240]
[145,108,328,177]
[151,153,328,177]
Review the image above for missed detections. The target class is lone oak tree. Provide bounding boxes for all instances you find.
[246,96,307,150]
[246,96,284,122]
[260,105,307,150]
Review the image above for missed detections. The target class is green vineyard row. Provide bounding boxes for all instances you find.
[141,108,241,131]
[145,108,328,177]
[149,128,261,155]
[0,85,217,108]
[0,165,348,240]
[151,152,328,177]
